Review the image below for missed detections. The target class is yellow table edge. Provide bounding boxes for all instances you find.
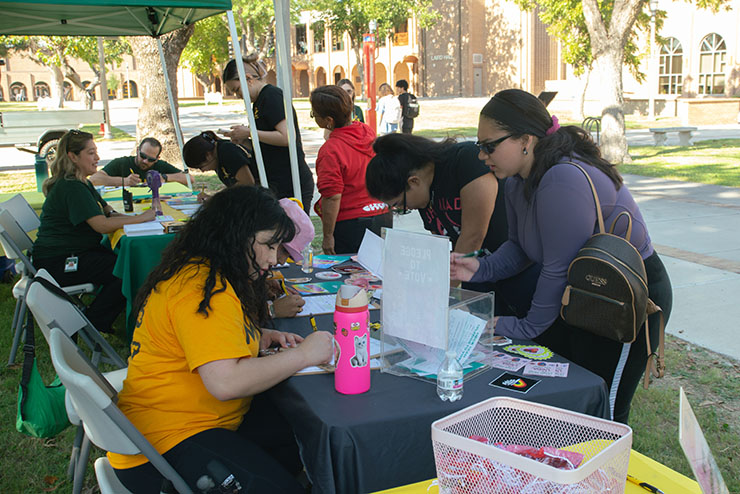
[371,449,701,493]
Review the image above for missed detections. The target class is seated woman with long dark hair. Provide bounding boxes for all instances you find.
[108,186,333,493]
[32,130,155,333]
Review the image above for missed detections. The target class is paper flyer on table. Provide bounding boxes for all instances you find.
[357,229,384,278]
[523,361,569,377]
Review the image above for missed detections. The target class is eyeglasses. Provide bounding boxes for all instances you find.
[389,189,412,215]
[476,134,513,156]
[310,110,316,119]
[139,150,158,163]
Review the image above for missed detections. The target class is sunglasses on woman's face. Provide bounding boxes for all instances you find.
[476,134,513,156]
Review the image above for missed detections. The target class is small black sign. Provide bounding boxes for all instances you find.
[488,372,541,394]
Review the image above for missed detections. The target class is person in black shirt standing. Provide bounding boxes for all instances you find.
[395,79,416,135]
[221,54,315,213]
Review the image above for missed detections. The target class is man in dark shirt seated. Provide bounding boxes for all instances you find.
[90,137,189,186]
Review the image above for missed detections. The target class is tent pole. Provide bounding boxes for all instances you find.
[156,37,193,189]
[273,0,301,201]
[96,37,113,139]
[226,10,268,188]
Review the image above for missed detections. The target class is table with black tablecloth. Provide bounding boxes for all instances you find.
[268,263,609,494]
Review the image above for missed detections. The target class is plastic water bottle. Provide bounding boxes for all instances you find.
[437,351,463,402]
[301,244,314,273]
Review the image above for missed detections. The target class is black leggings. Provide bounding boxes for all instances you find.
[114,394,305,493]
[33,245,125,333]
[332,213,393,254]
[534,252,673,423]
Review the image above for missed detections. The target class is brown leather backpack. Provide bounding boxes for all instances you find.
[560,163,665,389]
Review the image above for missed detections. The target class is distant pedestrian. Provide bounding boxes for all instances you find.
[376,83,401,135]
[395,79,419,134]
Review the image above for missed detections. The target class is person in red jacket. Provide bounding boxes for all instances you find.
[310,85,392,254]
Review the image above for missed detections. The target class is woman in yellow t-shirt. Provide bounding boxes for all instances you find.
[109,186,333,493]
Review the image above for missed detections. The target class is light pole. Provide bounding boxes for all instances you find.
[648,0,659,119]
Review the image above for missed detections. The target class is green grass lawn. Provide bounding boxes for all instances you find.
[624,139,740,187]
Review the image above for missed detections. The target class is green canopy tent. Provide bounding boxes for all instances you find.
[0,0,301,196]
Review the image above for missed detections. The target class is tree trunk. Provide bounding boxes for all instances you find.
[593,47,631,164]
[128,26,194,165]
[575,68,591,122]
[49,65,65,108]
[195,73,214,92]
[352,40,364,99]
[63,63,98,109]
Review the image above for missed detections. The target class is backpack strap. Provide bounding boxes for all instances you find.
[609,211,634,242]
[566,162,606,234]
[32,276,87,311]
[643,298,666,389]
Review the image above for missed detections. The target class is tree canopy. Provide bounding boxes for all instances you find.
[0,35,129,108]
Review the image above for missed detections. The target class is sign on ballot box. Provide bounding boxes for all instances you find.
[381,229,451,350]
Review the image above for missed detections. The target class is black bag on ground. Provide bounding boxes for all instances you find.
[403,94,420,119]
[560,163,665,388]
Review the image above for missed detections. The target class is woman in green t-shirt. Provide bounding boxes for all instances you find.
[32,130,155,333]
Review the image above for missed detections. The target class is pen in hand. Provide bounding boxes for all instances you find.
[627,475,665,494]
[461,248,491,258]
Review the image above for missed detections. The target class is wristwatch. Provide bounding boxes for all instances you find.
[267,300,275,318]
[161,173,168,182]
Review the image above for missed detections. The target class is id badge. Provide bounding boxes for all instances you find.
[64,256,79,273]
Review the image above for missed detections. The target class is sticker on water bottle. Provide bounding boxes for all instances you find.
[438,377,463,390]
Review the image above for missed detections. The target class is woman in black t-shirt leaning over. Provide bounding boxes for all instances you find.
[220,53,315,213]
[365,133,540,316]
[183,131,255,200]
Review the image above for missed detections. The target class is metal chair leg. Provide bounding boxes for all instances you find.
[73,433,91,494]
[68,424,85,479]
[7,300,27,366]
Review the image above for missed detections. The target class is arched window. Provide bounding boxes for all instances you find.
[123,80,138,98]
[659,38,683,95]
[34,81,50,99]
[10,82,27,101]
[698,33,726,95]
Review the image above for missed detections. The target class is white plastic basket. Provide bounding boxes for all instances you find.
[431,397,632,493]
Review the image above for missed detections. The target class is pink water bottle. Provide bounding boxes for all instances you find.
[334,284,370,394]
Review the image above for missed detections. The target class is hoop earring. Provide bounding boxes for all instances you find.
[523,148,528,155]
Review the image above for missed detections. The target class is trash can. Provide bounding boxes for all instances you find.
[34,154,49,192]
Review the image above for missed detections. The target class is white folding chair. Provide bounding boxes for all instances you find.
[49,328,192,494]
[94,457,133,494]
[26,269,127,494]
[0,206,94,366]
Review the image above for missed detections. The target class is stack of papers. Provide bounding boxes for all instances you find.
[123,221,165,237]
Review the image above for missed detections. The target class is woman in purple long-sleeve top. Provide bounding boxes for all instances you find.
[451,89,672,424]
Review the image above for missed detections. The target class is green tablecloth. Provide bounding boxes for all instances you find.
[0,182,192,211]
[112,233,176,343]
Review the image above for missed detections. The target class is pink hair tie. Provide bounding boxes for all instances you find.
[545,115,560,136]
